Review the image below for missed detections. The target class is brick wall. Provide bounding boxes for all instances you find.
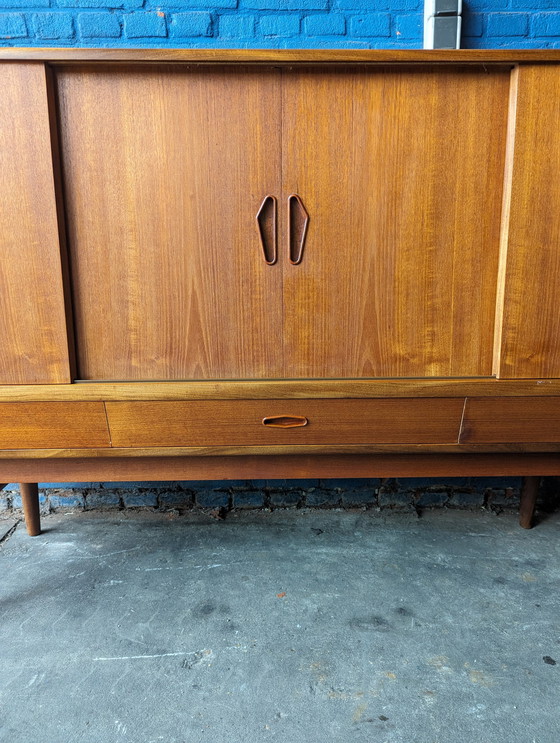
[1,478,533,515]
[0,1,559,48]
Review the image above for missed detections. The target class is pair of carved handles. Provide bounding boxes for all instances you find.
[256,194,309,266]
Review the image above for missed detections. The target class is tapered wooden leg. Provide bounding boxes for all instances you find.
[20,483,41,536]
[519,476,540,529]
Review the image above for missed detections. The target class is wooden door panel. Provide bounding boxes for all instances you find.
[57,65,282,381]
[282,66,510,378]
[498,66,560,378]
[0,64,71,384]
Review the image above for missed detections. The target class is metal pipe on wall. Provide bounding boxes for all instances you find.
[424,0,462,49]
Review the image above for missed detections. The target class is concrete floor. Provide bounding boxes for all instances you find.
[1,508,559,743]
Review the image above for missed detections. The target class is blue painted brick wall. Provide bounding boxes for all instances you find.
[0,1,559,48]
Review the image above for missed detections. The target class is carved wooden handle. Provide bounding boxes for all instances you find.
[288,194,309,265]
[256,195,277,265]
[262,415,309,428]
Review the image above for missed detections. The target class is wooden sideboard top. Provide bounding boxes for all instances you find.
[0,48,560,64]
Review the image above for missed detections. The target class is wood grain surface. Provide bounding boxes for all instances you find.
[493,66,519,377]
[282,66,510,378]
[461,397,560,443]
[2,442,560,459]
[2,379,560,402]
[498,66,560,378]
[2,453,560,484]
[0,402,110,449]
[0,63,71,384]
[57,65,282,380]
[58,63,511,381]
[106,398,464,446]
[0,49,558,63]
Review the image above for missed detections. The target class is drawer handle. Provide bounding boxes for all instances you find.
[256,195,277,265]
[262,415,309,428]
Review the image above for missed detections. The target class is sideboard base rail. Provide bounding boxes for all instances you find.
[2,453,558,483]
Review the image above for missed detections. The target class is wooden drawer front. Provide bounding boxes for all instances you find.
[0,403,111,449]
[106,399,464,448]
[461,398,560,443]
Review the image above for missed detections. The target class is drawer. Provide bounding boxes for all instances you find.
[461,397,560,443]
[0,402,111,449]
[105,399,464,448]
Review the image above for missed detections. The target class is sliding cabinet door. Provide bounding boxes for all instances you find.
[0,64,71,384]
[281,66,510,378]
[497,66,560,378]
[58,65,282,380]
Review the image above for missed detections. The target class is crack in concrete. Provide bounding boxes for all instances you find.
[0,519,20,547]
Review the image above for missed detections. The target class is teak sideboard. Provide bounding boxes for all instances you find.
[2,49,560,535]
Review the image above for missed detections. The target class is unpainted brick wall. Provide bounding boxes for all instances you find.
[0,1,559,48]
